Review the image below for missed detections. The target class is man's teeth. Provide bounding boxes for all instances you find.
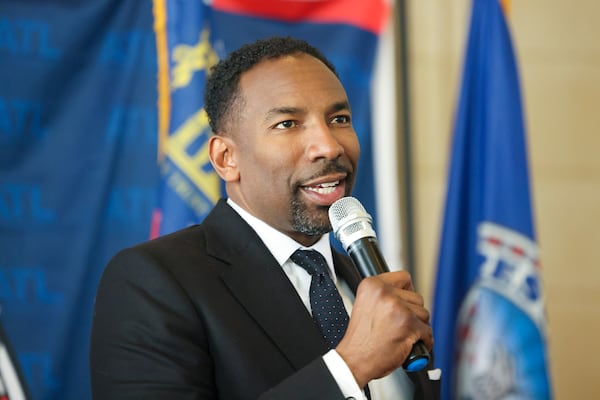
[305,181,339,194]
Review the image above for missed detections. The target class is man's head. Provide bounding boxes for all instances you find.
[205,36,338,134]
[207,36,360,246]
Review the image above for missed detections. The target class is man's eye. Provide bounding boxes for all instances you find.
[274,120,298,129]
[331,115,351,124]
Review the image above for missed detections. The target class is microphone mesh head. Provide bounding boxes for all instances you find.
[329,197,366,232]
[328,197,376,250]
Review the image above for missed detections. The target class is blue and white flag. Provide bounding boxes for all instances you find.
[431,0,553,398]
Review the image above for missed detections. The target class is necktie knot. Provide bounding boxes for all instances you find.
[291,249,330,278]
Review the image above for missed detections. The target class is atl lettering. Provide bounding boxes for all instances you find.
[0,184,55,224]
[0,17,60,59]
[0,96,47,139]
[0,267,62,304]
[105,186,155,224]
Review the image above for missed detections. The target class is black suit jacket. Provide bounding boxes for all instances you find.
[90,199,439,399]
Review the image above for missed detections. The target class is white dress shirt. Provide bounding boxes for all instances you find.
[227,199,413,399]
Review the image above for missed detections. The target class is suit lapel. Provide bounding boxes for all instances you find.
[204,200,328,370]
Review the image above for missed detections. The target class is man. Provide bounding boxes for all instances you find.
[90,36,438,399]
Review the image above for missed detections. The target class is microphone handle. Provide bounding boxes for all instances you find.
[347,237,431,372]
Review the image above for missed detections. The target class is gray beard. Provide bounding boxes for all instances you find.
[289,196,332,237]
[289,160,353,237]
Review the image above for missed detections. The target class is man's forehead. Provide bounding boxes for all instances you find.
[240,53,334,84]
[238,54,346,103]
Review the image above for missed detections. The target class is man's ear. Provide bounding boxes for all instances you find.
[209,134,240,182]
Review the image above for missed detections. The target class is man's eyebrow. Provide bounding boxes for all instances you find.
[329,101,351,113]
[264,106,305,123]
[263,101,351,123]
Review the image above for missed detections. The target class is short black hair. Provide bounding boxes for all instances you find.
[204,36,338,134]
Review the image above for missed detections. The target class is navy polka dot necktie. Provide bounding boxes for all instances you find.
[291,249,349,349]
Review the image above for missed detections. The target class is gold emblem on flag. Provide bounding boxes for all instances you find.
[171,28,218,90]
[165,108,220,213]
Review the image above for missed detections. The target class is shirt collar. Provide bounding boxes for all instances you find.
[227,199,335,275]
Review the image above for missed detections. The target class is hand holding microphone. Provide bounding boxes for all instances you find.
[329,197,432,378]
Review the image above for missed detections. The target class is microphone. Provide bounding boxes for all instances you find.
[328,196,430,372]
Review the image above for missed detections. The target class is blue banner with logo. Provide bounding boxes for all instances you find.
[0,1,158,399]
[431,0,552,398]
[1,0,388,398]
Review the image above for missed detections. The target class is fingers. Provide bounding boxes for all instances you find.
[338,273,434,385]
[357,273,428,322]
[353,272,433,348]
[420,325,435,351]
[375,270,415,291]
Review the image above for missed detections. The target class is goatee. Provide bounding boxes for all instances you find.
[290,161,354,236]
[289,196,331,237]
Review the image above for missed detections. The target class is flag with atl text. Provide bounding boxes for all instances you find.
[0,1,158,398]
[151,0,221,237]
[431,0,553,398]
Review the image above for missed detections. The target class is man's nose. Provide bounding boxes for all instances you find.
[305,121,344,161]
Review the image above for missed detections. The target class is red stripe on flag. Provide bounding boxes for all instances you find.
[212,0,389,34]
[150,208,162,239]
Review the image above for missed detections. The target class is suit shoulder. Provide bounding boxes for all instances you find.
[101,224,213,283]
[121,224,207,260]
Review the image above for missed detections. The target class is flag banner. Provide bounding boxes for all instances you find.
[0,0,390,398]
[210,0,389,235]
[151,0,221,237]
[0,1,158,398]
[431,0,552,399]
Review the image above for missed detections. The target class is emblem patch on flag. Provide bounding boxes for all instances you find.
[455,222,550,399]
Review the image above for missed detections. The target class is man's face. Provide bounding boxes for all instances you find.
[224,53,360,246]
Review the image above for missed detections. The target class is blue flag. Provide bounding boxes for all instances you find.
[431,0,552,398]
[151,0,221,237]
[0,2,158,398]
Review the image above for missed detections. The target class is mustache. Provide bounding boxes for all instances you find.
[299,160,353,184]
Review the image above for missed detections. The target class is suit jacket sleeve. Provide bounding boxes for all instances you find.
[259,358,344,400]
[90,246,346,400]
[90,248,214,399]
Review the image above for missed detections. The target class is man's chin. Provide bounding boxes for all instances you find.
[292,225,331,237]
[290,196,335,234]
[291,211,332,236]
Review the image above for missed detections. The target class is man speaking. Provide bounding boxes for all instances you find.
[90,36,438,399]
